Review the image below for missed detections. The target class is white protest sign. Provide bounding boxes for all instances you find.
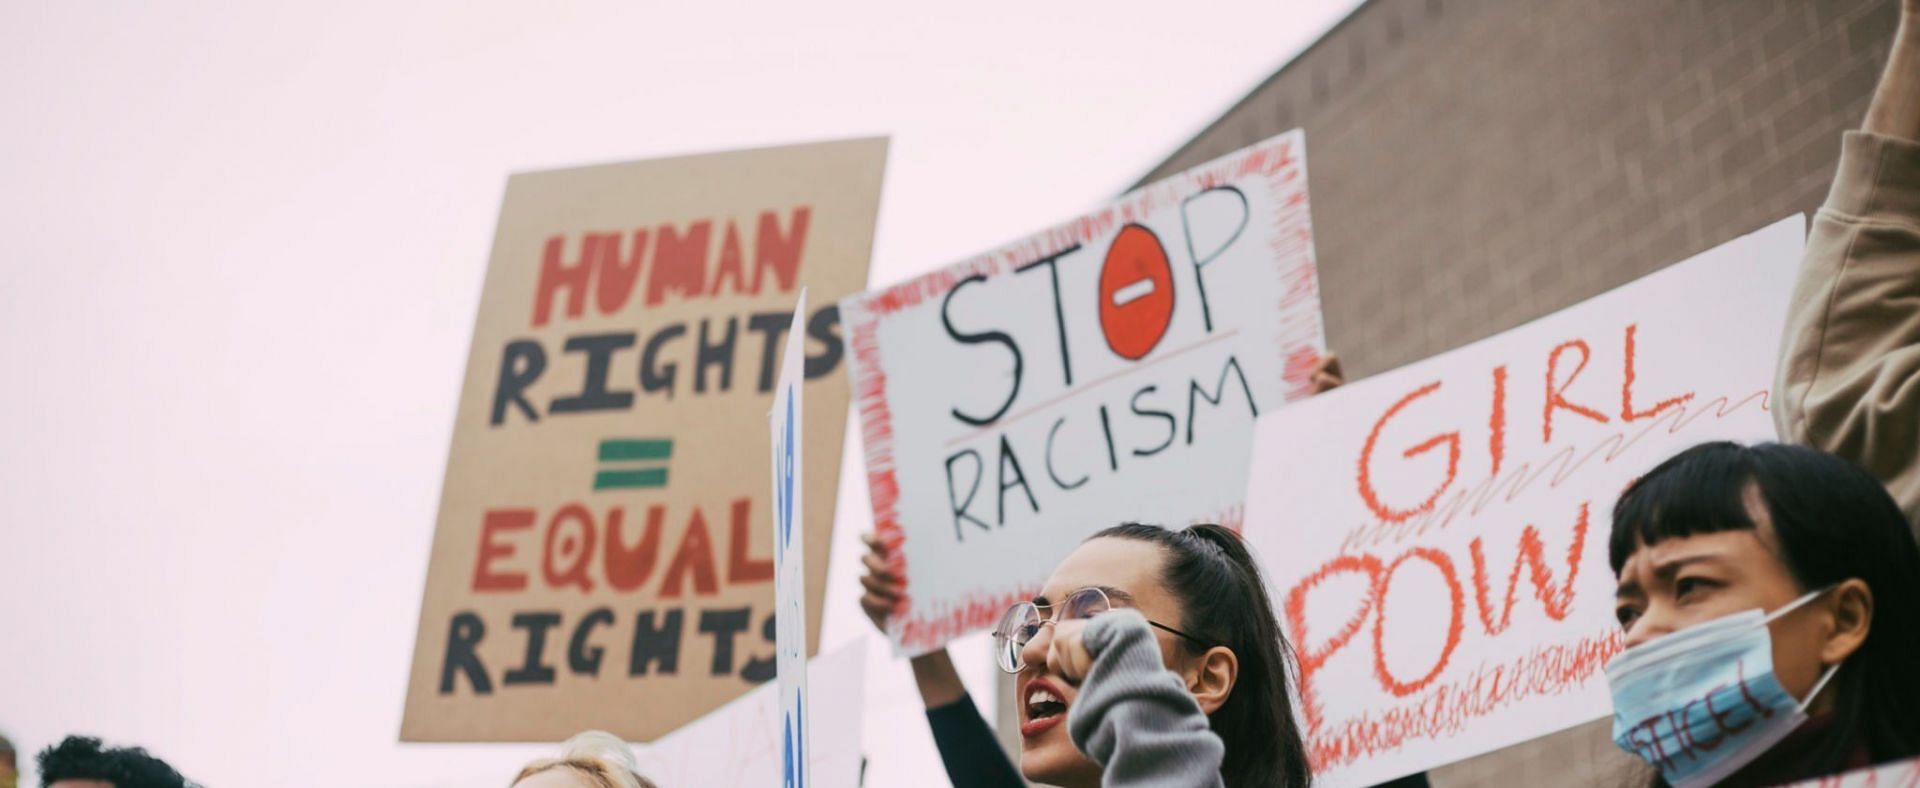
[843,130,1325,654]
[1241,216,1806,787]
[770,290,809,788]
[1775,756,1920,788]
[632,639,864,788]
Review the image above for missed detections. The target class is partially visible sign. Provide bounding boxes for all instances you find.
[1774,757,1920,788]
[843,130,1325,654]
[403,138,885,741]
[633,640,866,788]
[1240,217,1806,786]
[770,291,809,788]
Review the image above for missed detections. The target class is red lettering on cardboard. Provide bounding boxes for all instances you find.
[473,508,534,591]
[726,497,773,584]
[604,505,664,592]
[660,507,720,598]
[648,220,712,307]
[712,222,748,296]
[594,231,647,315]
[533,236,592,327]
[543,503,597,592]
[752,208,810,294]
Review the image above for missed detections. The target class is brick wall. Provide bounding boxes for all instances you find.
[1134,0,1897,785]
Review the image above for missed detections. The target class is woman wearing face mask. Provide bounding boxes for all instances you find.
[1605,442,1920,788]
[996,522,1313,788]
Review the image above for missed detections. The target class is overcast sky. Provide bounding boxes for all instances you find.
[0,1,1361,785]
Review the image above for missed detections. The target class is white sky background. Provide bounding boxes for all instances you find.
[0,2,1360,785]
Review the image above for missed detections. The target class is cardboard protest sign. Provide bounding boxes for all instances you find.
[843,130,1324,654]
[632,640,866,788]
[1240,217,1805,786]
[769,291,809,787]
[402,138,886,742]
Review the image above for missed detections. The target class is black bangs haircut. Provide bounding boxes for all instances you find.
[1607,441,1920,777]
[1089,522,1312,788]
[1608,441,1768,574]
[36,735,195,788]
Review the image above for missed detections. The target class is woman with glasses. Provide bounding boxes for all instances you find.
[996,522,1313,788]
[860,522,1313,787]
[859,357,1344,788]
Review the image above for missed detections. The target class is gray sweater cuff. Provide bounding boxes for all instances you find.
[1066,609,1226,787]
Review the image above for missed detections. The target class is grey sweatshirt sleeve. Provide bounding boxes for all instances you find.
[1066,609,1226,788]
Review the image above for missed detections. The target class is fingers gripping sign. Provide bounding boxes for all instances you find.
[858,533,905,632]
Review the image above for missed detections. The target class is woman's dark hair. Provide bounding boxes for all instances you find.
[36,735,195,788]
[1608,441,1920,777]
[1090,522,1312,788]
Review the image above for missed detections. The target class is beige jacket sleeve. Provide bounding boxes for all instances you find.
[1775,131,1920,529]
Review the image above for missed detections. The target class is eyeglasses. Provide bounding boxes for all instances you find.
[991,586,1214,674]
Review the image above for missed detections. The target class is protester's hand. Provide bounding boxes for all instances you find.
[1046,619,1095,685]
[862,533,970,707]
[1309,352,1345,394]
[858,532,904,634]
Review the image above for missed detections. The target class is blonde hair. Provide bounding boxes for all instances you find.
[511,730,658,788]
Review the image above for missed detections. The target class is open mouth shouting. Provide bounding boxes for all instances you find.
[1020,676,1070,738]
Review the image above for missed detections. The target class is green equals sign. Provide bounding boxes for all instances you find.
[594,438,672,491]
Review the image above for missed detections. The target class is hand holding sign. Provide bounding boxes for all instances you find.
[1308,353,1344,395]
[858,533,905,633]
[843,130,1326,655]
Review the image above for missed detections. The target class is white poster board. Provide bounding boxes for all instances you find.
[1775,756,1920,788]
[633,640,864,788]
[843,130,1326,654]
[1241,216,1805,786]
[770,291,810,787]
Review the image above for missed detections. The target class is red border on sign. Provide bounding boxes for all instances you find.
[845,131,1324,654]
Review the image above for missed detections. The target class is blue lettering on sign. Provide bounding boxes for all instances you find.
[782,693,805,788]
[777,387,797,553]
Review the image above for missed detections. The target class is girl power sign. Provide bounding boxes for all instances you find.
[843,131,1325,654]
[1241,217,1805,787]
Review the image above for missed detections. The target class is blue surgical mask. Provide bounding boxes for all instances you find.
[1603,588,1841,788]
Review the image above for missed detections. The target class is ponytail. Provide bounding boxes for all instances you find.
[1090,522,1313,788]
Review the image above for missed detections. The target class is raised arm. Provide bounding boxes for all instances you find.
[1054,611,1226,788]
[1866,2,1920,140]
[1774,4,1920,528]
[859,532,972,707]
[859,533,1026,786]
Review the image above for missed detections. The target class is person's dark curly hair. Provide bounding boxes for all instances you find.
[35,736,194,788]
